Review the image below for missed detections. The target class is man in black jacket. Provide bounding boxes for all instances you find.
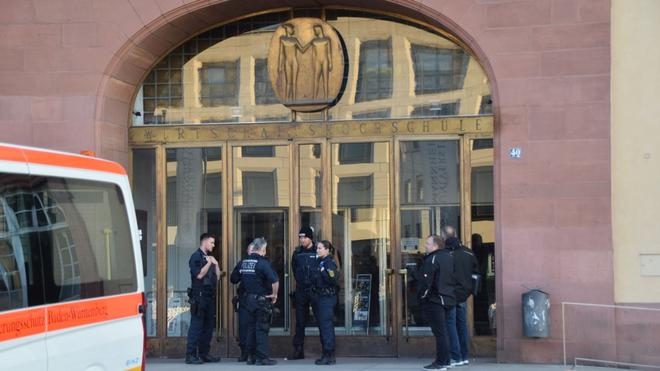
[418,235,456,370]
[444,226,479,366]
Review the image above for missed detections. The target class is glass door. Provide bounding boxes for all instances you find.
[235,209,289,330]
[232,144,291,334]
[397,140,461,339]
[331,141,391,336]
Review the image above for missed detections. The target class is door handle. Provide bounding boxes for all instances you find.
[399,269,410,340]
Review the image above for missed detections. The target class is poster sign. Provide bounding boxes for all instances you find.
[352,274,372,334]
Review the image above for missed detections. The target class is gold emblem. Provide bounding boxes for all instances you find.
[329,270,335,278]
[268,18,344,112]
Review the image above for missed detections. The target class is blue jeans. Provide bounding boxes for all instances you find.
[445,305,461,362]
[456,301,469,361]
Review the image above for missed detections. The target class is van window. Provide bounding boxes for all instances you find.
[29,176,137,303]
[0,174,46,311]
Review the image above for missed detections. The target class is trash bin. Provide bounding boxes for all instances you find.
[522,289,550,338]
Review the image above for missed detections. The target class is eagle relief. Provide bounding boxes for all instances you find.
[267,18,344,112]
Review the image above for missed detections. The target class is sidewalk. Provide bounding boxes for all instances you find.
[146,357,616,370]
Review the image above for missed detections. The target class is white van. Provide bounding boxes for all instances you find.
[0,143,146,371]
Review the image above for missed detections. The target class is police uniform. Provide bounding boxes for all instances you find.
[185,248,218,363]
[418,248,457,369]
[312,254,340,365]
[290,229,318,359]
[230,260,249,362]
[236,252,279,365]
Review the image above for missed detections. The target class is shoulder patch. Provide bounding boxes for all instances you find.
[328,270,335,278]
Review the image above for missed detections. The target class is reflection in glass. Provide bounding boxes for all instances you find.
[233,145,290,332]
[132,149,158,336]
[166,147,223,337]
[399,140,460,335]
[133,10,491,125]
[332,142,390,335]
[470,138,495,336]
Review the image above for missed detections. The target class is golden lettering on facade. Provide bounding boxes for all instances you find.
[268,18,344,112]
[128,117,493,144]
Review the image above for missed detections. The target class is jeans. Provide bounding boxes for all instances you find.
[445,305,461,362]
[456,301,469,361]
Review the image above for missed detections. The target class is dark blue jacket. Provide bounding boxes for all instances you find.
[291,244,319,289]
[231,253,279,296]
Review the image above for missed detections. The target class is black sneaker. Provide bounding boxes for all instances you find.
[256,358,278,366]
[422,362,448,370]
[200,354,221,363]
[185,355,204,365]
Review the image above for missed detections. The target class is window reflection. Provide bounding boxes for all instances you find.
[332,142,390,335]
[133,10,491,125]
[166,147,223,337]
[355,39,393,103]
[399,140,460,335]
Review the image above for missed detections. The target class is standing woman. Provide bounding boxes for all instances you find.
[313,240,340,365]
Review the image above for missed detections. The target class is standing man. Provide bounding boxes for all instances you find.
[289,226,318,360]
[185,233,221,365]
[444,226,479,367]
[230,244,254,362]
[418,235,457,370]
[236,237,279,366]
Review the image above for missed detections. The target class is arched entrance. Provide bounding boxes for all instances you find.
[101,2,498,359]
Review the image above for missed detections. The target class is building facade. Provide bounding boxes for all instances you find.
[1,0,659,364]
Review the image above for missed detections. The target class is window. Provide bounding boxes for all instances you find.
[352,109,391,119]
[339,143,373,164]
[199,61,240,107]
[411,101,460,117]
[255,59,278,105]
[32,177,137,303]
[355,39,393,102]
[242,172,277,207]
[479,95,492,114]
[0,174,138,312]
[242,146,275,158]
[411,45,469,95]
[0,175,45,311]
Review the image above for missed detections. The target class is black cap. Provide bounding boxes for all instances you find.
[298,226,314,240]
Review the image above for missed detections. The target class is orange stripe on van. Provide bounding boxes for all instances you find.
[0,145,126,175]
[0,308,46,342]
[47,293,141,332]
[0,293,142,342]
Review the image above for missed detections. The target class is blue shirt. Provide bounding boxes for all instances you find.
[189,248,217,291]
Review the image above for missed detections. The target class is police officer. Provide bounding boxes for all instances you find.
[185,233,221,365]
[235,237,279,366]
[230,244,254,362]
[418,234,457,371]
[289,226,318,360]
[312,240,339,365]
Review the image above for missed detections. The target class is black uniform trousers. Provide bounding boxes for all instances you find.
[423,300,451,366]
[293,289,314,347]
[186,294,216,357]
[243,295,273,360]
[238,302,249,350]
[312,294,337,353]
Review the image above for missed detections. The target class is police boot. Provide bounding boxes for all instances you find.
[289,345,304,360]
[200,353,221,363]
[238,347,248,362]
[246,354,256,365]
[184,354,204,365]
[315,352,335,365]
